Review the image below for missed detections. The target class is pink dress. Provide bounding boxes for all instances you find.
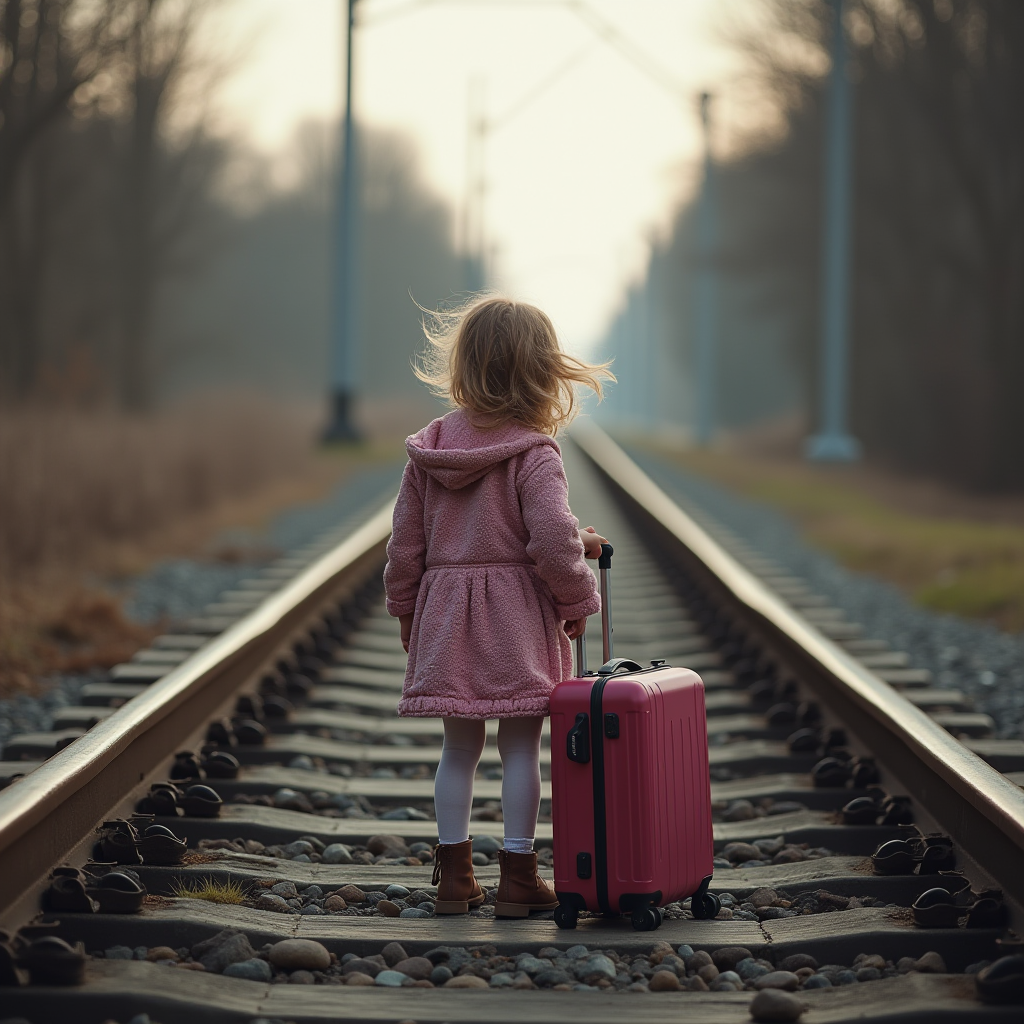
[384,410,600,719]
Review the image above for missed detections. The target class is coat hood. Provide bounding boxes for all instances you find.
[406,410,559,490]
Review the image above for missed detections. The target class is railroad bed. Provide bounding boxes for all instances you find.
[0,424,1022,1024]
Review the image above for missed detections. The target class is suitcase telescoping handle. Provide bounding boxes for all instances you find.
[574,543,614,676]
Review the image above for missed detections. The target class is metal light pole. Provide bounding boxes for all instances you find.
[323,0,361,443]
[806,0,860,461]
[694,92,719,446]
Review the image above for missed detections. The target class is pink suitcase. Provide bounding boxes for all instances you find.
[550,544,718,930]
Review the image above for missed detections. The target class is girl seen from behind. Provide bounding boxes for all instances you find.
[384,295,614,916]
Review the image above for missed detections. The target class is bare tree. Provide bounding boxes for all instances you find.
[0,0,128,399]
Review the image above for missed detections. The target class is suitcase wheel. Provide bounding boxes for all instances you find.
[690,891,721,920]
[554,903,579,930]
[630,906,663,931]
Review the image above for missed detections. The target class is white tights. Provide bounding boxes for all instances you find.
[434,716,544,852]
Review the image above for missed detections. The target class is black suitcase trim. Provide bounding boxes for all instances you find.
[589,674,614,915]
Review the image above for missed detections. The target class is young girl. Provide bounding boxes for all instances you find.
[383,295,613,916]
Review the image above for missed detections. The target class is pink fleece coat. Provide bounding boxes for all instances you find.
[384,409,600,719]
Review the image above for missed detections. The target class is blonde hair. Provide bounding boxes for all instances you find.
[415,295,614,435]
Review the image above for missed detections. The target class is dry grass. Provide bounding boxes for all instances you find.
[0,395,401,695]
[169,876,249,904]
[644,441,1024,633]
[0,396,316,578]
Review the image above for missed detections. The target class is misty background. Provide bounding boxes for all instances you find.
[1,0,1022,490]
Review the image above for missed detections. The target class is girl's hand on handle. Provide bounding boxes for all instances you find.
[399,613,414,653]
[564,617,587,641]
[579,526,608,559]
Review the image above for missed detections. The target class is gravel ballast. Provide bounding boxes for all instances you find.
[620,444,1024,740]
[0,462,403,753]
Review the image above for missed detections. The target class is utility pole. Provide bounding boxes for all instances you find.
[806,0,860,461]
[693,92,718,446]
[461,77,487,292]
[324,0,361,443]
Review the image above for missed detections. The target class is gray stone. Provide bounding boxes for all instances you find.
[721,842,763,863]
[749,988,806,1022]
[382,806,430,821]
[516,956,549,975]
[430,965,454,985]
[722,799,756,821]
[288,755,314,770]
[298,905,324,915]
[754,836,786,856]
[366,834,410,857]
[385,884,410,899]
[223,958,273,982]
[374,969,408,987]
[133,946,148,961]
[749,887,779,909]
[321,843,353,865]
[736,958,770,980]
[710,978,740,991]
[802,974,831,989]
[564,944,590,959]
[104,946,134,960]
[381,942,408,966]
[192,930,257,973]
[574,955,616,983]
[490,972,515,987]
[291,854,311,863]
[712,947,753,971]
[343,958,382,978]
[534,968,573,987]
[273,788,312,812]
[471,852,489,866]
[914,951,946,974]
[855,967,882,981]
[268,939,331,971]
[778,954,817,972]
[686,950,713,971]
[269,881,298,898]
[300,885,323,899]
[471,835,501,855]
[280,840,314,858]
[835,970,858,985]
[755,971,801,991]
[399,907,431,918]
[676,944,694,960]
[392,957,432,980]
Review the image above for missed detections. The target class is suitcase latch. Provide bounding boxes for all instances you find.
[566,713,590,763]
[576,852,592,879]
[604,712,620,738]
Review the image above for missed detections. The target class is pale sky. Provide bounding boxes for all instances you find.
[209,0,768,352]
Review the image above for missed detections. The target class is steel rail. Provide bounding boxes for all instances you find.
[0,499,394,919]
[571,420,1024,910]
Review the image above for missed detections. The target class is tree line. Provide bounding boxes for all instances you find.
[0,0,472,416]
[602,0,1023,492]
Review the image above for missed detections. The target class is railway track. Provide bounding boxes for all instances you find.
[0,422,1022,1023]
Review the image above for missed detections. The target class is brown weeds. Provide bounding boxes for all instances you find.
[0,396,331,694]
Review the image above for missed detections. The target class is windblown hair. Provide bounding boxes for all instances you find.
[415,295,614,435]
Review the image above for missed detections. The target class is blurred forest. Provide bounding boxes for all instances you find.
[0,0,468,419]
[602,0,1024,493]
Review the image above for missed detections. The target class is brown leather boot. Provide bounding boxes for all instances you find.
[494,849,559,917]
[431,839,485,914]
